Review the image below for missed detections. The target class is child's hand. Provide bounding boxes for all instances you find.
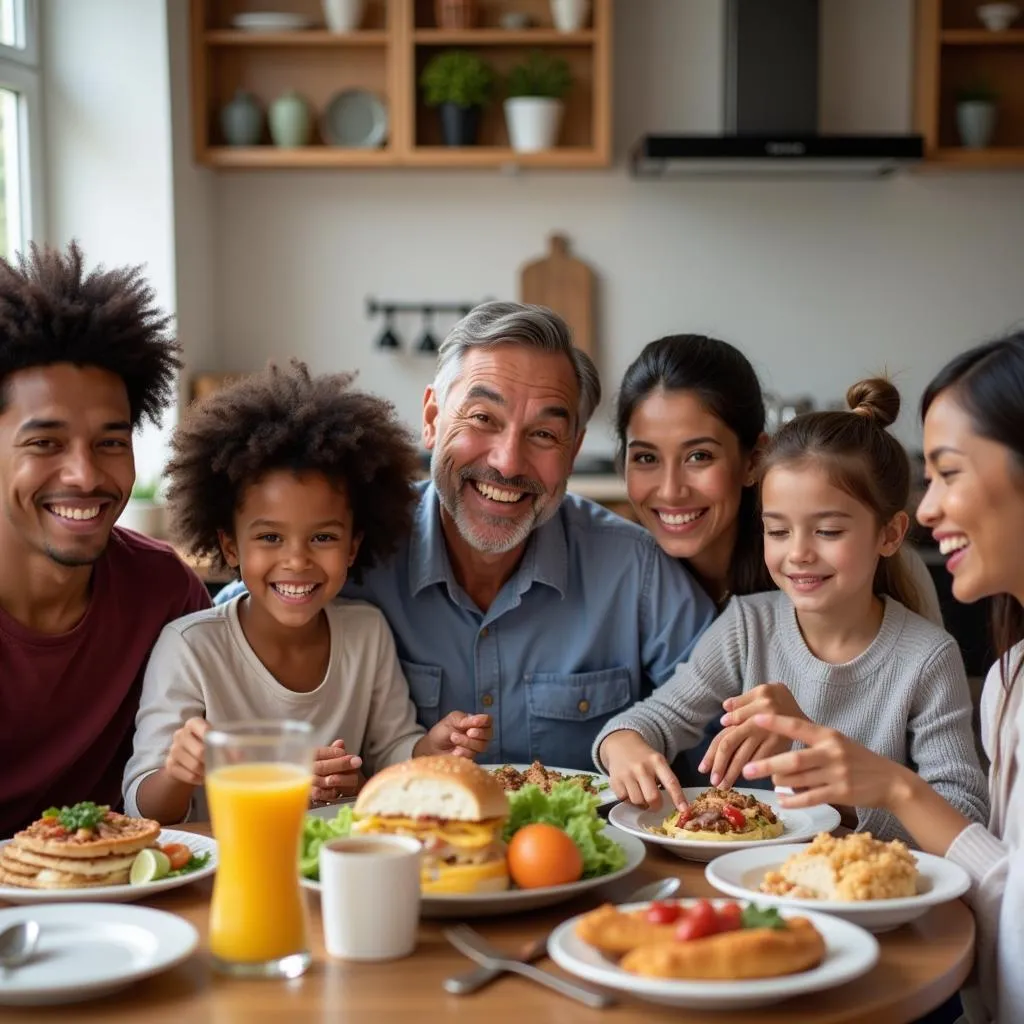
[165,717,209,787]
[698,684,811,789]
[599,729,688,811]
[416,712,492,759]
[311,739,363,805]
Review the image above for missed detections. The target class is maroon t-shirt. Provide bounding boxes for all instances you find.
[0,528,211,837]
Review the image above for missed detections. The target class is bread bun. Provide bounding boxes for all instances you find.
[846,377,900,428]
[355,756,509,822]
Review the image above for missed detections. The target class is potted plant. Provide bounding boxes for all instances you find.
[503,50,572,152]
[117,479,167,538]
[420,49,495,146]
[955,84,997,149]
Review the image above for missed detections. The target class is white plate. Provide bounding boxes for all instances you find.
[548,899,879,1010]
[300,806,645,918]
[705,843,971,933]
[231,12,314,31]
[321,89,388,148]
[608,789,841,863]
[0,829,217,905]
[0,903,198,1006]
[481,763,617,807]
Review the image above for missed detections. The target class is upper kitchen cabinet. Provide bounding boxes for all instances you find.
[190,0,612,169]
[915,0,1024,167]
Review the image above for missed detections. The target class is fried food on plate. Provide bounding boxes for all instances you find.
[576,899,825,980]
[650,788,783,842]
[490,761,603,796]
[761,831,919,901]
[0,803,162,890]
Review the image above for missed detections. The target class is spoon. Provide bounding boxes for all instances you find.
[0,920,40,971]
[443,876,682,995]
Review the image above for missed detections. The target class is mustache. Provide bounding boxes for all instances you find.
[460,468,544,495]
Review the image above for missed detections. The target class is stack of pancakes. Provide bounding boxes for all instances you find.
[0,811,161,889]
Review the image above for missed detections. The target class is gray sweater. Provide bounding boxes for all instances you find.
[594,592,989,842]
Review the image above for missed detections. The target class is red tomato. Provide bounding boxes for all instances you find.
[645,901,681,925]
[674,808,693,828]
[715,902,743,932]
[161,843,192,870]
[722,805,746,829]
[506,824,583,889]
[675,899,718,942]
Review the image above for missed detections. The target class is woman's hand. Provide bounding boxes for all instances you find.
[599,730,688,810]
[699,684,810,788]
[165,717,209,787]
[740,714,908,810]
[312,739,363,804]
[416,712,493,759]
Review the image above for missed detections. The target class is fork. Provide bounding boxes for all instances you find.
[444,925,613,1008]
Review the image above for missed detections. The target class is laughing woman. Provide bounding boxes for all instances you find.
[743,331,1024,1024]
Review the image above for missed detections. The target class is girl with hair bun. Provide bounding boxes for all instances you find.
[595,376,988,845]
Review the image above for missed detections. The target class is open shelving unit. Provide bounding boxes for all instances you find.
[190,0,612,169]
[914,0,1024,167]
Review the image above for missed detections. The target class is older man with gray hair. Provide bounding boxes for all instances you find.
[217,301,715,769]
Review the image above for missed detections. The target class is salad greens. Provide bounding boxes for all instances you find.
[300,806,353,880]
[167,851,212,878]
[42,802,108,831]
[741,904,787,930]
[504,782,626,878]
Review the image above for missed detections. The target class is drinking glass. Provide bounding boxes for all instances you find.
[205,719,314,978]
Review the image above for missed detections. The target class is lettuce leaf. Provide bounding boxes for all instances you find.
[502,782,626,878]
[299,806,353,880]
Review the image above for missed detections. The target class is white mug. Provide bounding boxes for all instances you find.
[551,0,590,32]
[319,835,422,960]
[322,0,366,32]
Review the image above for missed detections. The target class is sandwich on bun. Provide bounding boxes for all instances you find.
[353,756,510,894]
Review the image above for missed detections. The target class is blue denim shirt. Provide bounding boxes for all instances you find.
[216,482,715,769]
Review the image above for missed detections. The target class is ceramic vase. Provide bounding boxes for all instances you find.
[956,101,996,149]
[323,0,366,31]
[269,91,313,147]
[220,90,263,146]
[504,97,564,152]
[551,0,590,31]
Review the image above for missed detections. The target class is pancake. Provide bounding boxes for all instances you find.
[15,809,160,858]
[2,843,137,876]
[0,864,129,889]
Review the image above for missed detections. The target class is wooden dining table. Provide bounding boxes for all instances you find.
[2,824,975,1024]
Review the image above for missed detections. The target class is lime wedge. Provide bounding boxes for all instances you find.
[130,848,171,886]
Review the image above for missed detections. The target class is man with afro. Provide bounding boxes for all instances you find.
[0,242,210,839]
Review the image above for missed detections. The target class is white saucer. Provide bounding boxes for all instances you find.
[231,12,314,31]
[548,899,879,1010]
[705,843,971,932]
[480,763,616,807]
[0,903,198,1006]
[607,789,841,863]
[0,829,217,905]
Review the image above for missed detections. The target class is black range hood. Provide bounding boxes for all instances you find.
[631,0,924,179]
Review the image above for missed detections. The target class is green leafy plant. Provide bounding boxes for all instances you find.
[956,82,996,104]
[506,50,572,100]
[130,479,161,502]
[420,50,496,108]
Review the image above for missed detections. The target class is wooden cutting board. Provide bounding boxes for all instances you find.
[518,233,596,360]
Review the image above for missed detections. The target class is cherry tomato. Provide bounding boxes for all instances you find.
[675,899,718,942]
[645,901,681,925]
[722,805,746,829]
[161,843,192,870]
[715,902,743,932]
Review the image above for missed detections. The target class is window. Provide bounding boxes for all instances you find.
[0,0,41,258]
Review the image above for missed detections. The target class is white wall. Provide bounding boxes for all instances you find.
[42,0,187,483]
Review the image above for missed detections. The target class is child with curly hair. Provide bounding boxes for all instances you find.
[123,362,492,824]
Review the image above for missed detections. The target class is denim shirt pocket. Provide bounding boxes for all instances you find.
[399,661,443,729]
[525,667,633,768]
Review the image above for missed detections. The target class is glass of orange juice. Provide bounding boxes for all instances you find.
[205,719,314,978]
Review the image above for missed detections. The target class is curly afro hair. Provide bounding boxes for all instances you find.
[0,241,179,426]
[166,361,419,578]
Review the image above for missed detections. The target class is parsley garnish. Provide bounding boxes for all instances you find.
[42,802,108,832]
[741,904,787,930]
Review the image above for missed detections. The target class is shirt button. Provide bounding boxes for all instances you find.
[578,699,590,713]
[480,627,489,639]
[482,694,494,708]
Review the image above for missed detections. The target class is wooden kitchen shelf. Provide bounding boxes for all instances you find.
[915,0,1024,167]
[190,0,612,169]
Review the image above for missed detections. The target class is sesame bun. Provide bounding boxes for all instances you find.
[355,756,509,821]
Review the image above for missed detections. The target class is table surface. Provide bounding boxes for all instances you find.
[1,827,975,1024]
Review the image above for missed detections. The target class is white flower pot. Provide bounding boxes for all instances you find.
[551,0,590,31]
[504,97,564,152]
[322,0,366,31]
[956,101,996,149]
[117,500,167,538]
